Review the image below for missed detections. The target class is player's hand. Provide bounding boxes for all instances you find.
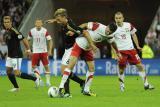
[48,50,52,57]
[137,46,142,51]
[66,31,75,36]
[116,52,122,61]
[45,19,56,24]
[25,50,32,59]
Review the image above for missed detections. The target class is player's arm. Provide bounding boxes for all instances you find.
[48,39,53,56]
[79,23,88,29]
[45,19,57,24]
[132,33,142,51]
[83,30,98,53]
[22,38,31,53]
[46,32,53,56]
[107,35,122,60]
[27,31,32,50]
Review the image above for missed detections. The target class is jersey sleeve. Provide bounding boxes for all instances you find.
[67,18,83,35]
[87,22,100,31]
[45,31,52,40]
[130,23,137,35]
[17,33,24,40]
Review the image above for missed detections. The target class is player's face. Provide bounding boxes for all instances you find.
[114,14,124,26]
[3,19,12,29]
[106,26,113,35]
[35,20,43,29]
[55,15,67,25]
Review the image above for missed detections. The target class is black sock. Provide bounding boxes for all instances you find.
[69,72,85,86]
[64,79,70,94]
[7,73,19,88]
[20,73,37,81]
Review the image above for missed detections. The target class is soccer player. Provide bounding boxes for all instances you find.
[27,19,53,86]
[53,9,121,97]
[46,8,85,97]
[2,16,39,92]
[112,11,154,91]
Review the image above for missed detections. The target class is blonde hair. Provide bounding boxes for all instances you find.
[54,8,68,18]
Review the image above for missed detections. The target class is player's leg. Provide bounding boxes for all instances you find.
[59,56,78,90]
[83,60,96,96]
[12,58,39,87]
[82,50,96,96]
[129,50,154,90]
[32,53,41,79]
[41,52,51,86]
[58,43,82,97]
[6,57,19,92]
[118,52,128,92]
[61,64,70,95]
[136,63,154,90]
[61,48,85,95]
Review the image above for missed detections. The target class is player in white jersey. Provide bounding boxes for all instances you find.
[112,11,154,91]
[28,19,53,87]
[54,9,121,97]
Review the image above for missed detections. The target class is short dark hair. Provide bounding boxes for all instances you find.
[115,11,124,17]
[108,22,117,33]
[3,16,12,21]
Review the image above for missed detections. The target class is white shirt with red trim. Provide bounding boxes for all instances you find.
[76,22,114,50]
[27,27,52,53]
[113,22,137,51]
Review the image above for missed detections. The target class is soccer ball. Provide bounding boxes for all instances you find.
[48,86,59,98]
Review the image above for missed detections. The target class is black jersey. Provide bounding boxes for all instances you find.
[67,18,83,35]
[3,28,24,58]
[62,18,83,49]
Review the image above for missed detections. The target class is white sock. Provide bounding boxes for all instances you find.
[84,71,94,92]
[138,72,149,86]
[59,68,71,88]
[45,73,50,84]
[33,68,41,79]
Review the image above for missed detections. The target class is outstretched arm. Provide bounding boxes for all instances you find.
[110,41,122,60]
[132,33,142,51]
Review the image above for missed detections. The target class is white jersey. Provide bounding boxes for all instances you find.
[113,22,137,51]
[76,22,114,50]
[28,27,52,53]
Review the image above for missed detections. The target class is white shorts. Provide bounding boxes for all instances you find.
[6,57,22,70]
[61,47,72,65]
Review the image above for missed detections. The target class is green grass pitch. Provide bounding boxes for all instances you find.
[0,76,159,107]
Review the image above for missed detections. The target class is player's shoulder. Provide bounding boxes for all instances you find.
[30,27,36,32]
[123,22,131,26]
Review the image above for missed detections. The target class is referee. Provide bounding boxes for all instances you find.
[3,16,39,92]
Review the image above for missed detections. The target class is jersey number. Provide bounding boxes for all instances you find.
[121,34,126,39]
[36,38,40,43]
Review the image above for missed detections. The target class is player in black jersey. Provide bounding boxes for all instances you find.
[46,9,85,97]
[2,16,40,92]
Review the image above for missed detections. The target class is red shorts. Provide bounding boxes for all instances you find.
[118,49,141,68]
[71,43,94,61]
[31,52,49,66]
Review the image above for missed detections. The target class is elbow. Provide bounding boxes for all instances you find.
[82,30,89,37]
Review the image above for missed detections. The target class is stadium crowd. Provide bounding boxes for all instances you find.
[0,0,32,59]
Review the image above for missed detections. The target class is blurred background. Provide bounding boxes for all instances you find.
[0,0,160,60]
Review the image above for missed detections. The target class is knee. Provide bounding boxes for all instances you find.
[88,66,95,72]
[136,63,144,71]
[14,70,21,77]
[119,65,126,74]
[6,68,12,75]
